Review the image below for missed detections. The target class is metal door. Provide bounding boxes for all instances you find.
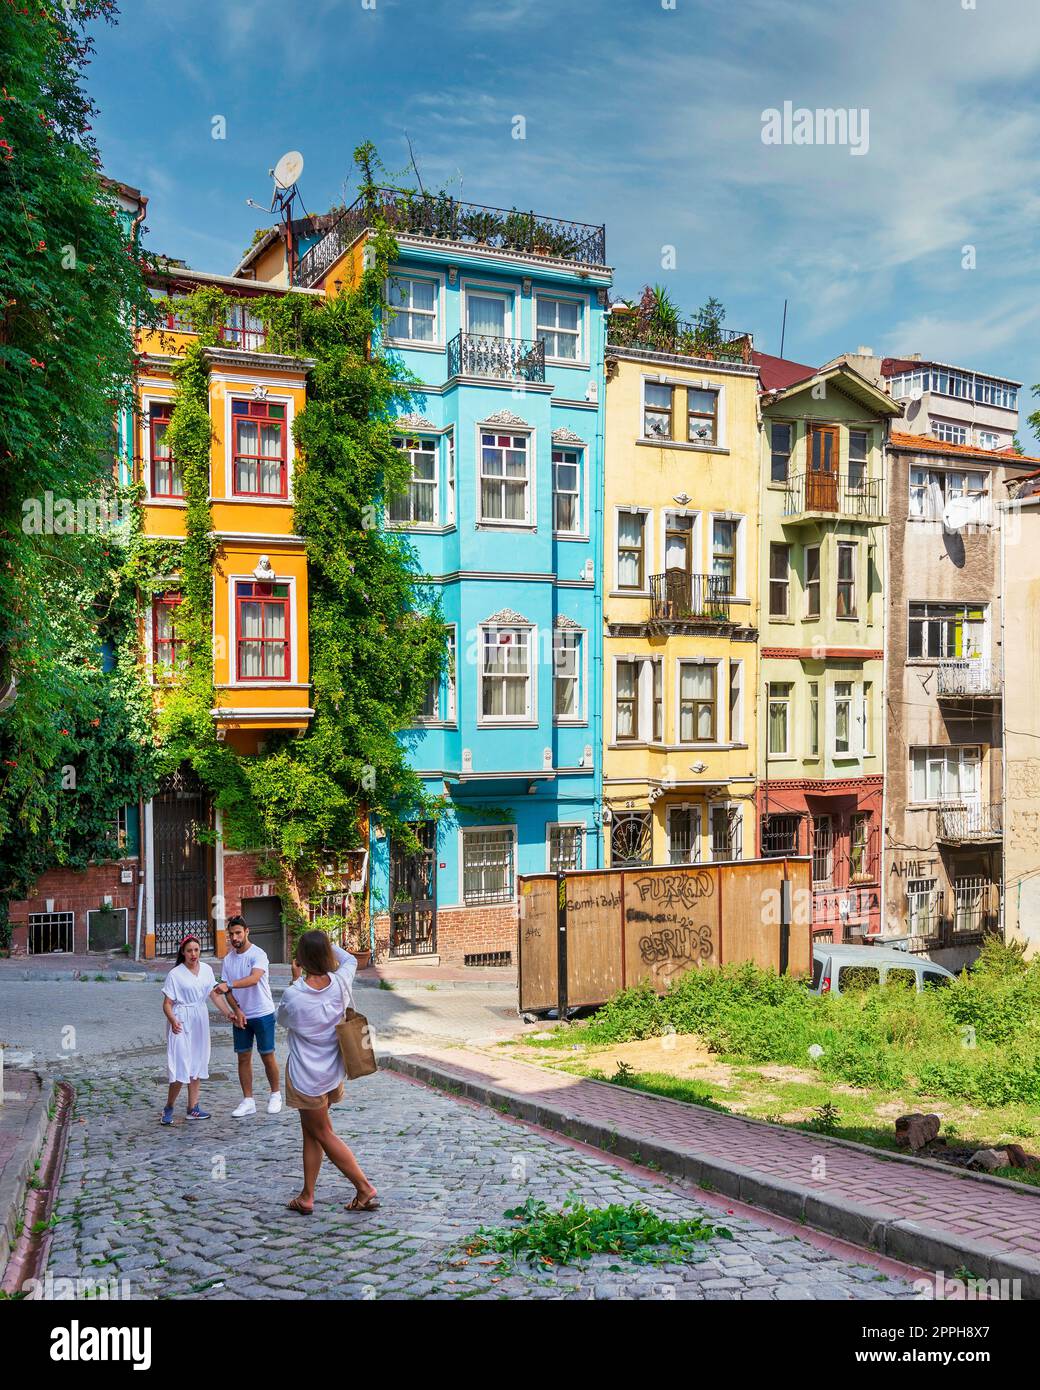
[153,767,213,956]
[389,822,437,957]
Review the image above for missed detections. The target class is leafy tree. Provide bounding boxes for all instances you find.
[0,2,156,922]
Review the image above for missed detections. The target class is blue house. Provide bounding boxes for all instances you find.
[292,191,611,964]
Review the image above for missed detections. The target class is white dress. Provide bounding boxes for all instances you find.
[275,968,354,1097]
[163,962,216,1083]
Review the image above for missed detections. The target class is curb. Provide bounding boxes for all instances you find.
[0,1072,54,1278]
[382,1050,1040,1299]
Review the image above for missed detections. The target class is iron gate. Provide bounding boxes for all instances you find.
[153,767,213,956]
[389,822,436,957]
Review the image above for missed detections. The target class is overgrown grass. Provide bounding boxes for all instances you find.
[548,939,1040,1109]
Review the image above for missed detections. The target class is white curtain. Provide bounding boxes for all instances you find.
[467,294,506,336]
[239,601,262,677]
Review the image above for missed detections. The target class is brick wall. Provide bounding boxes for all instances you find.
[372,902,517,965]
[8,860,140,956]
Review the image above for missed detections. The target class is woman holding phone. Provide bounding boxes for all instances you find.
[161,933,243,1125]
[276,929,378,1215]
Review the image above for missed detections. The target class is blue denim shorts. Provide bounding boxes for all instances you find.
[232,1012,276,1055]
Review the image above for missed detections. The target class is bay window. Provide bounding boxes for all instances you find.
[769,542,790,617]
[236,580,290,681]
[834,681,853,754]
[552,447,582,534]
[232,399,287,498]
[615,660,639,741]
[553,628,581,720]
[836,542,856,617]
[712,519,737,594]
[805,545,821,618]
[679,661,716,743]
[152,591,185,675]
[768,683,792,756]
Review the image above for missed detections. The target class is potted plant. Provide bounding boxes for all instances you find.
[501,208,534,251]
[308,904,372,970]
[461,209,502,245]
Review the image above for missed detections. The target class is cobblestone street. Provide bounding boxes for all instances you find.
[41,1034,923,1301]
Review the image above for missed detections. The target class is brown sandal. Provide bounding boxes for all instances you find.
[287,1196,314,1216]
[347,1193,380,1211]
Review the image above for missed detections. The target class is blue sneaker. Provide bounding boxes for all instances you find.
[160,1106,174,1126]
[186,1105,210,1120]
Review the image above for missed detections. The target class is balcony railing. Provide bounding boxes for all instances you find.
[783,472,886,522]
[294,188,607,286]
[447,331,545,383]
[937,658,1001,698]
[903,880,1000,953]
[935,801,1003,842]
[649,570,731,624]
[607,314,753,365]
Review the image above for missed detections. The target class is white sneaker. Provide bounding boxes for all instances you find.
[232,1098,257,1118]
[267,1092,283,1115]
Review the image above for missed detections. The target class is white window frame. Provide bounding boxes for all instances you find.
[831,679,860,758]
[641,379,674,441]
[909,745,981,806]
[728,658,744,743]
[384,268,443,348]
[666,803,702,865]
[836,540,857,619]
[475,422,534,528]
[445,427,456,526]
[552,626,586,725]
[387,435,439,528]
[460,824,518,906]
[478,622,535,726]
[552,443,586,538]
[535,293,586,365]
[767,682,793,758]
[416,623,457,726]
[545,821,586,873]
[462,280,514,339]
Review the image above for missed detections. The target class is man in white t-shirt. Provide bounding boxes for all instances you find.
[216,916,281,1116]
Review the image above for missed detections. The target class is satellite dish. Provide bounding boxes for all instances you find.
[910,385,923,401]
[943,495,976,533]
[272,151,304,191]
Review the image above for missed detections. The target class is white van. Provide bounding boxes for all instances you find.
[810,943,956,996]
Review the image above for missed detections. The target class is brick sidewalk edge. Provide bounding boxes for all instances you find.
[381,1050,1040,1299]
[0,1072,53,1277]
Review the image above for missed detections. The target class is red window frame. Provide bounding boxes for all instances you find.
[231,399,288,499]
[152,592,185,674]
[221,302,267,353]
[149,402,183,498]
[235,580,291,683]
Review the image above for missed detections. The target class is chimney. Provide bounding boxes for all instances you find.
[856,346,874,357]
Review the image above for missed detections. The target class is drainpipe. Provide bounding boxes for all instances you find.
[593,331,606,868]
[999,503,1007,943]
[134,793,146,961]
[879,428,890,937]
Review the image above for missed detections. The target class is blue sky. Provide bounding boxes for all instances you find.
[86,0,1040,442]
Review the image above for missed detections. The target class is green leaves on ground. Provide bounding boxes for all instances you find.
[464,1193,731,1269]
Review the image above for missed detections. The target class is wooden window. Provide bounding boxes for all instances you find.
[711,519,737,593]
[665,513,693,573]
[805,545,821,618]
[643,382,672,439]
[769,542,790,617]
[615,660,639,740]
[389,436,438,525]
[617,512,646,589]
[149,403,182,498]
[152,591,185,674]
[836,541,857,617]
[687,387,718,444]
[235,580,290,681]
[770,422,792,483]
[232,399,287,498]
[679,662,716,743]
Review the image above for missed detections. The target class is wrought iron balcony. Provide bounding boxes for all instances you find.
[608,315,753,365]
[447,331,545,383]
[294,188,607,286]
[935,802,1003,843]
[783,472,886,524]
[649,570,731,624]
[936,658,1001,699]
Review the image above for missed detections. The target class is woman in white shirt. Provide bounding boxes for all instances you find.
[276,930,378,1215]
[161,934,243,1125]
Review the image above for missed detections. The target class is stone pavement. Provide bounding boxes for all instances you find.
[0,1069,49,1273]
[35,1039,922,1301]
[383,1045,1040,1294]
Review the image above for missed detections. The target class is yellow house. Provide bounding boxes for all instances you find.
[603,310,761,865]
[137,269,317,753]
